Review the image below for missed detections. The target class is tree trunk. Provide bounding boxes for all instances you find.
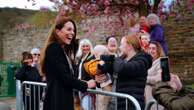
[153,0,161,13]
[139,0,149,16]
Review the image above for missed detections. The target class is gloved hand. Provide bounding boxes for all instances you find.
[99,55,115,74]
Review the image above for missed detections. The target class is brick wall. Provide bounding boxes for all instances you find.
[164,13,194,84]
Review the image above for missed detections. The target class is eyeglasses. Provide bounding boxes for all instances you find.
[33,54,40,56]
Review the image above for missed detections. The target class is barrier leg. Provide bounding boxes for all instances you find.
[16,80,23,110]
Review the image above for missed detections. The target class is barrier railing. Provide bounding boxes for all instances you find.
[144,99,159,110]
[16,80,142,110]
[87,88,141,110]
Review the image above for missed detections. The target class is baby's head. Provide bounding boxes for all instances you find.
[93,45,108,59]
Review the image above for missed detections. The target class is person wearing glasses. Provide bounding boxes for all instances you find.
[15,51,42,110]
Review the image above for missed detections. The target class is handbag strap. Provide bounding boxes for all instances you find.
[65,53,74,75]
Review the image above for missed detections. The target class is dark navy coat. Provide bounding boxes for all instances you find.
[43,42,88,110]
[150,24,168,55]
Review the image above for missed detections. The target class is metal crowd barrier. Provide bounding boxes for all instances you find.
[87,88,141,110]
[144,99,159,110]
[16,80,141,110]
[16,80,46,110]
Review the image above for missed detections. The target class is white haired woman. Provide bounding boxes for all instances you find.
[147,13,168,55]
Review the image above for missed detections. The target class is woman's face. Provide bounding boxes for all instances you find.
[141,35,150,47]
[107,37,118,53]
[81,44,91,55]
[32,53,40,63]
[148,43,158,60]
[23,58,33,66]
[120,37,130,56]
[148,17,157,26]
[56,21,75,45]
[139,16,147,26]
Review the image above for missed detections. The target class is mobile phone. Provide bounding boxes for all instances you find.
[160,57,171,81]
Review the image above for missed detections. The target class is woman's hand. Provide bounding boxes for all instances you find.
[87,79,96,88]
[168,74,182,91]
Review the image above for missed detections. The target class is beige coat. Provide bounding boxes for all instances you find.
[145,58,164,110]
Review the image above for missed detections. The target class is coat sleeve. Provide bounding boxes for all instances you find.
[113,54,152,77]
[152,82,194,110]
[147,61,161,84]
[151,26,164,42]
[15,65,26,81]
[46,43,88,92]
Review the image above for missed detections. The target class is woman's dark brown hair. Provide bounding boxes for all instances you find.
[21,51,33,64]
[40,17,78,75]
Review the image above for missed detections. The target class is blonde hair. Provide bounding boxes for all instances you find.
[40,17,77,75]
[76,38,93,58]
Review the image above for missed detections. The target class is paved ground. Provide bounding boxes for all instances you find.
[0,97,16,110]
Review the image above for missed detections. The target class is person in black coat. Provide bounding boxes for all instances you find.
[114,34,152,110]
[15,52,42,110]
[100,34,152,110]
[40,17,96,110]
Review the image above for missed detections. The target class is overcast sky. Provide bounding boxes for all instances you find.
[0,0,55,10]
[0,0,174,10]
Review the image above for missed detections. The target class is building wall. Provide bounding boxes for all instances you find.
[2,28,48,61]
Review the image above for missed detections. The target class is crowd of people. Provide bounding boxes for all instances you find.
[15,11,194,110]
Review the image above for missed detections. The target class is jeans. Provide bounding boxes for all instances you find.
[81,95,93,110]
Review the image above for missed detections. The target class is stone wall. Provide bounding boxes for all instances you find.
[164,13,194,84]
[0,32,3,59]
[2,28,49,61]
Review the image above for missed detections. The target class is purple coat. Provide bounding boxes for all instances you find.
[150,24,168,55]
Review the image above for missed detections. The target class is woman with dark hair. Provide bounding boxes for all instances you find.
[40,17,96,110]
[16,51,41,82]
[15,51,42,110]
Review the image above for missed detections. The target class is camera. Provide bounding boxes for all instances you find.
[160,57,171,82]
[98,55,115,74]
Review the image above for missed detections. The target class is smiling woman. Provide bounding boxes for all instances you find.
[40,17,96,110]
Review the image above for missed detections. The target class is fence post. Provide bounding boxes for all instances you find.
[16,80,23,110]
